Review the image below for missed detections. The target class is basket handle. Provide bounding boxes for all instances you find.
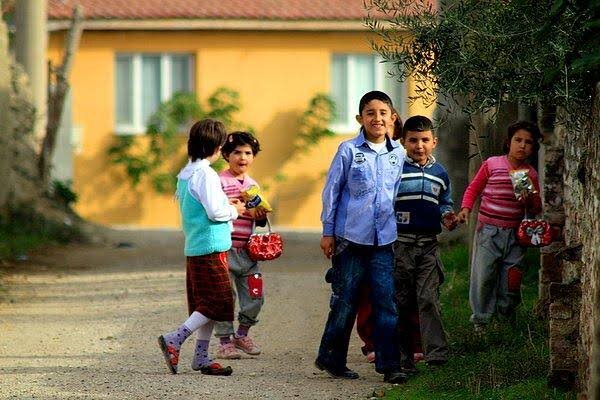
[251,216,271,233]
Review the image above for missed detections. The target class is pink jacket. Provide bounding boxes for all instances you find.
[461,155,541,228]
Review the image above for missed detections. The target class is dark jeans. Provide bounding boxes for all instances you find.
[317,238,401,374]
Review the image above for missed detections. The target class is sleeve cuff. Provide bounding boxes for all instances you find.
[322,223,334,236]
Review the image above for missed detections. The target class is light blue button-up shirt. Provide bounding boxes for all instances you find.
[321,130,405,246]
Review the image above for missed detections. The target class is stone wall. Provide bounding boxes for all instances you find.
[560,83,600,396]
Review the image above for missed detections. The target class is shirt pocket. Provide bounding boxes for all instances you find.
[348,164,374,198]
[384,165,401,189]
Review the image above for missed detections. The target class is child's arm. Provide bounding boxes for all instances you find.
[457,160,490,224]
[440,177,458,230]
[191,169,244,221]
[320,145,349,258]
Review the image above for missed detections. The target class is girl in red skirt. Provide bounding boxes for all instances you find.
[158,119,246,375]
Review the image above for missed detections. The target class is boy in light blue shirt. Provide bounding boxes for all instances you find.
[315,91,407,384]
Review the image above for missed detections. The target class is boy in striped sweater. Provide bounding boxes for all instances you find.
[394,116,458,373]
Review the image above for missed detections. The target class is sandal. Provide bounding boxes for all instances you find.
[199,362,233,376]
[158,335,179,374]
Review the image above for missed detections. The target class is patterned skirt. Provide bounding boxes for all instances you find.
[186,252,234,322]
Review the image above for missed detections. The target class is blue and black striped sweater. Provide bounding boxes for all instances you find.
[395,156,454,235]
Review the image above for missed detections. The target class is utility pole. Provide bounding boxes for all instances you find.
[0,6,12,211]
[15,0,48,140]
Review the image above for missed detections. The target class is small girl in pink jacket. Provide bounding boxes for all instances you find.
[457,121,542,333]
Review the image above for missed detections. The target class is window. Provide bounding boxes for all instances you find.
[330,54,407,133]
[115,53,194,134]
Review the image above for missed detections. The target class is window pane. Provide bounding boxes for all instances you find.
[171,55,191,94]
[141,55,162,126]
[352,55,376,108]
[115,55,133,125]
[331,55,348,125]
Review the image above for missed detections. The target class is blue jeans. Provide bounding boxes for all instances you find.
[317,238,401,374]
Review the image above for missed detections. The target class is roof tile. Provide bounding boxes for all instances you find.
[47,0,416,20]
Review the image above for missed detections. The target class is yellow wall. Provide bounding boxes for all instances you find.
[48,30,434,230]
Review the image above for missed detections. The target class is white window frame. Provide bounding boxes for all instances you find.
[115,53,194,135]
[329,54,407,134]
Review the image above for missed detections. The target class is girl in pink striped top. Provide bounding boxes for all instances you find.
[457,121,542,332]
[213,131,269,359]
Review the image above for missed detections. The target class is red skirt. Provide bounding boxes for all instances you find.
[186,252,234,322]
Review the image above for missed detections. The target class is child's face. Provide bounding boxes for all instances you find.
[225,144,255,178]
[508,129,534,163]
[401,130,437,165]
[355,100,395,143]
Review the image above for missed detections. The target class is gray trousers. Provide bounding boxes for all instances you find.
[214,248,264,337]
[469,224,525,325]
[393,239,448,363]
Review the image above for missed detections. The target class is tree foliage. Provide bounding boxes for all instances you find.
[108,89,337,194]
[365,0,599,118]
[107,88,246,193]
[295,93,336,153]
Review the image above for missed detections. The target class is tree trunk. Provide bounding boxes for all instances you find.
[38,5,83,189]
[535,103,564,319]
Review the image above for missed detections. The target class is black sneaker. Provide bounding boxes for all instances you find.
[383,370,408,383]
[314,358,359,379]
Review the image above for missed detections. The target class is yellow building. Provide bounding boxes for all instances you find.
[47,0,434,231]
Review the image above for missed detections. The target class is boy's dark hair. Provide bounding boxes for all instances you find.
[187,118,227,161]
[358,90,394,115]
[504,120,542,153]
[221,131,261,160]
[391,107,404,141]
[401,115,434,138]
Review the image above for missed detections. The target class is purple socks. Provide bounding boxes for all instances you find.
[235,325,250,338]
[191,339,213,370]
[163,325,192,351]
[220,336,232,345]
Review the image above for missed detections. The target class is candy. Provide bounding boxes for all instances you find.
[509,169,536,201]
[240,185,273,213]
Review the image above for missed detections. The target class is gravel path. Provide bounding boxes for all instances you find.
[0,230,395,399]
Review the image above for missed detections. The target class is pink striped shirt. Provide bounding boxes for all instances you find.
[461,155,542,228]
[219,169,259,248]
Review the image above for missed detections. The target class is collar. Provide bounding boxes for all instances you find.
[352,128,399,152]
[404,155,436,168]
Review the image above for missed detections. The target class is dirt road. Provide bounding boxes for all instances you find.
[0,230,395,399]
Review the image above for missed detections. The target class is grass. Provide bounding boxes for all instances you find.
[381,243,576,400]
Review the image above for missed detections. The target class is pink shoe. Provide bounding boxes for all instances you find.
[414,352,425,363]
[216,342,241,359]
[233,335,261,355]
[366,351,376,363]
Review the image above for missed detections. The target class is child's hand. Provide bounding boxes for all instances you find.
[320,236,335,259]
[442,212,459,231]
[456,208,471,225]
[229,198,246,215]
[246,207,269,220]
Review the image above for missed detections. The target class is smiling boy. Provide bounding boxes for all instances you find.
[393,115,458,373]
[316,91,407,384]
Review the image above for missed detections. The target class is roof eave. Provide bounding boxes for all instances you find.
[47,18,375,32]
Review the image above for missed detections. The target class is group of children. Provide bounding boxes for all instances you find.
[156,89,543,382]
[316,90,542,383]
